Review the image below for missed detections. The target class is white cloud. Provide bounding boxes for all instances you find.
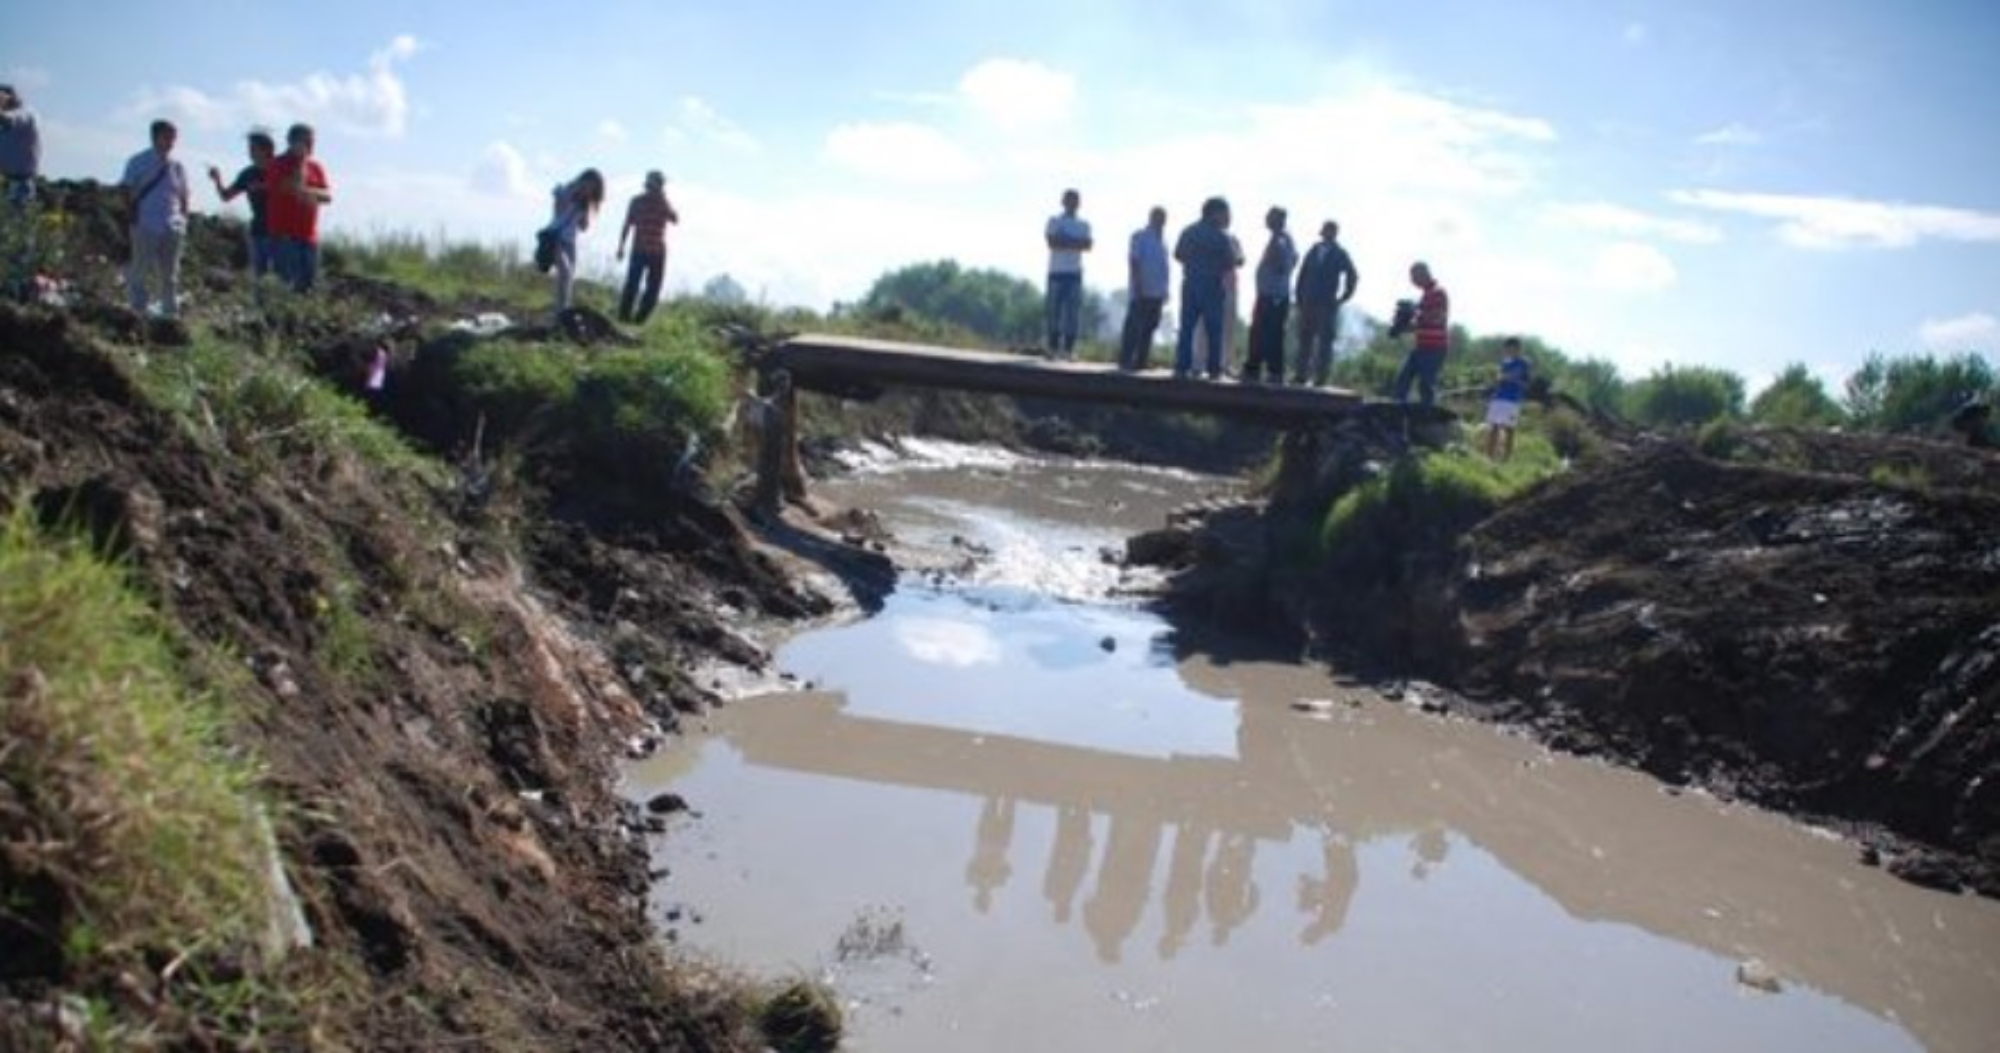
[1671,189,2000,249]
[894,618,1001,668]
[959,58,1077,132]
[1695,123,1763,147]
[1918,311,2000,352]
[1591,241,1679,292]
[822,121,978,182]
[1546,202,1723,244]
[664,96,759,153]
[469,140,535,198]
[596,119,628,143]
[124,35,422,138]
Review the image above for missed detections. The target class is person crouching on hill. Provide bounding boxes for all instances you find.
[548,168,606,320]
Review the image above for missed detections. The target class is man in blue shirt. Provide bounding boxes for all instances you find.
[1291,221,1359,387]
[1484,337,1532,460]
[1173,197,1238,380]
[1118,206,1169,371]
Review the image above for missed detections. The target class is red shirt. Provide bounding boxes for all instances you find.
[266,154,330,243]
[623,191,676,255]
[1415,283,1450,352]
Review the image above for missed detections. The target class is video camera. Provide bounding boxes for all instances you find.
[1387,298,1418,338]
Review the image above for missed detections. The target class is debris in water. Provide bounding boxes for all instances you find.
[1735,958,1783,994]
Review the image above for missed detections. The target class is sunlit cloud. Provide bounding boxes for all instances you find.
[894,618,1003,668]
[1546,202,1723,244]
[469,140,536,197]
[1695,123,1763,147]
[663,96,760,153]
[1590,241,1679,292]
[1918,311,2000,352]
[597,119,628,143]
[123,35,422,138]
[1670,189,2000,249]
[822,121,979,182]
[959,58,1077,132]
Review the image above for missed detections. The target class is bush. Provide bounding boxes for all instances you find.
[1319,450,1521,576]
[1623,364,1746,428]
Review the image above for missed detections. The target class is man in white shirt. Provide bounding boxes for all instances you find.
[1244,206,1298,384]
[1044,188,1093,359]
[1118,206,1169,371]
[120,119,191,318]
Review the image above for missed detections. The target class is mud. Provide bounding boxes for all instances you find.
[1174,432,2000,897]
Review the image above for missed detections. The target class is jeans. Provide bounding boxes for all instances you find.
[619,250,666,323]
[1293,301,1341,385]
[1046,271,1082,356]
[1174,276,1227,377]
[1245,295,1290,381]
[248,233,276,279]
[552,240,578,316]
[1393,349,1445,406]
[1118,295,1164,370]
[273,237,319,293]
[127,225,184,317]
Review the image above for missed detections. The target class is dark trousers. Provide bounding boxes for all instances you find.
[1293,301,1341,385]
[1245,295,1290,381]
[620,250,666,323]
[1118,295,1165,370]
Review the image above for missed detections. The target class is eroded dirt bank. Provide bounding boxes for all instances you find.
[1167,432,2000,895]
[0,303,830,1049]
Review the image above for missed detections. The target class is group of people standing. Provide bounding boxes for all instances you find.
[1046,189,1474,411]
[118,119,332,318]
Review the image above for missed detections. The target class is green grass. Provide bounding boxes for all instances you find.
[130,333,446,486]
[1319,443,1557,571]
[329,229,550,308]
[0,508,305,1044]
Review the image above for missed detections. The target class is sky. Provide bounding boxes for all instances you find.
[6,0,1999,391]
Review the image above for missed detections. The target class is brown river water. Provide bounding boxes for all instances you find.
[628,440,2000,1052]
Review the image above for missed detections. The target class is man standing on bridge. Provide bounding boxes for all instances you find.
[1173,196,1237,380]
[1044,188,1093,360]
[1118,206,1169,371]
[1292,220,1358,387]
[1392,261,1450,407]
[1243,206,1298,385]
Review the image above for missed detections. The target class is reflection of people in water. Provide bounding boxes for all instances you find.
[1043,804,1093,924]
[1083,813,1163,963]
[1205,831,1261,946]
[1297,830,1358,946]
[1157,822,1213,960]
[1410,824,1450,881]
[966,795,1018,913]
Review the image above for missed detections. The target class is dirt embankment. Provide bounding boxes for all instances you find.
[0,300,829,1048]
[1174,429,2000,896]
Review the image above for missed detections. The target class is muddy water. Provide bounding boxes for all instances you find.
[631,442,2000,1053]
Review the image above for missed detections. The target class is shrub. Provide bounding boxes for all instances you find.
[1319,450,1526,577]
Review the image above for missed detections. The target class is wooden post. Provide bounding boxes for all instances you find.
[751,369,803,521]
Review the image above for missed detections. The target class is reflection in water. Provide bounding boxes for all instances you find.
[637,454,2000,1053]
[1041,804,1091,924]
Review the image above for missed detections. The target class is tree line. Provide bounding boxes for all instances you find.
[843,259,1997,437]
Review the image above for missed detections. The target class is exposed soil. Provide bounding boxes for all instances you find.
[1165,426,2000,897]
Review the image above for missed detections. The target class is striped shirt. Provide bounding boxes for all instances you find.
[1415,284,1450,352]
[623,191,677,255]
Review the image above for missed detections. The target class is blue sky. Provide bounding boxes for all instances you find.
[8,0,1998,390]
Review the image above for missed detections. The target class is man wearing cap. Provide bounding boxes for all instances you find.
[615,170,679,324]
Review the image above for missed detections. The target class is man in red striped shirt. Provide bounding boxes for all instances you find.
[616,170,679,324]
[1392,261,1450,406]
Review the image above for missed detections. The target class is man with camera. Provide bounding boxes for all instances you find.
[1391,261,1449,407]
